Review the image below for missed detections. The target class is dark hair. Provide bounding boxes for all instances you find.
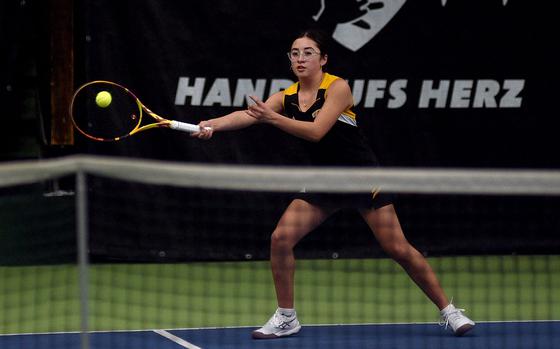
[293,28,330,71]
[293,28,330,57]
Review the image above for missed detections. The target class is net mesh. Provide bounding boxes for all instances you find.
[1,155,559,349]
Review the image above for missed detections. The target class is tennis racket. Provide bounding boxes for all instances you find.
[70,80,209,142]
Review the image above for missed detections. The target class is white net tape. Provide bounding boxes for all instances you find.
[1,155,560,195]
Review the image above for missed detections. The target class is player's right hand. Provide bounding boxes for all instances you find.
[191,121,214,139]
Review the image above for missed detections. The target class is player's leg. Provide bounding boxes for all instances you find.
[360,204,475,335]
[360,204,448,308]
[252,199,334,339]
[271,199,333,308]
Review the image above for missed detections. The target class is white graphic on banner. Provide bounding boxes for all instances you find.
[316,0,511,52]
[314,0,407,52]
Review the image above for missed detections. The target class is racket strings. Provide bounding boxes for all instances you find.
[71,82,142,141]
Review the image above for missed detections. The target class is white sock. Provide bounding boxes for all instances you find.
[277,307,295,317]
[440,303,455,314]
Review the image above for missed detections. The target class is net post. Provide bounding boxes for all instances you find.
[76,170,90,349]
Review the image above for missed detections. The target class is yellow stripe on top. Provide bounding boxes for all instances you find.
[319,72,340,92]
[284,83,299,97]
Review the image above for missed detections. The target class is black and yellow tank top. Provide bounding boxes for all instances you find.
[282,73,379,167]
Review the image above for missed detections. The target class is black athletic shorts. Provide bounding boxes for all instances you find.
[294,190,394,210]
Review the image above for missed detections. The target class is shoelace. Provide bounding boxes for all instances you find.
[439,307,467,330]
[271,312,295,329]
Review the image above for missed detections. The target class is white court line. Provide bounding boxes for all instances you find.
[154,329,202,349]
[1,320,559,337]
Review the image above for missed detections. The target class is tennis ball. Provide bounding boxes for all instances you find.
[95,91,112,108]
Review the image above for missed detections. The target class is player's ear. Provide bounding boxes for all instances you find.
[321,54,328,70]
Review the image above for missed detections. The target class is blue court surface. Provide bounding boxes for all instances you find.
[1,321,558,349]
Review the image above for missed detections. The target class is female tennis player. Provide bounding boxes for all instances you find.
[193,29,474,338]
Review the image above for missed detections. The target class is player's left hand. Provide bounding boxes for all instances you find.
[246,96,276,123]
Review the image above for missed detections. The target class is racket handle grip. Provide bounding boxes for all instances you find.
[169,121,211,133]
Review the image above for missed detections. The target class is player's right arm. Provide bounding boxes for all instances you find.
[193,91,284,139]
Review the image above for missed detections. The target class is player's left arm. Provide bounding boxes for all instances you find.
[247,79,352,142]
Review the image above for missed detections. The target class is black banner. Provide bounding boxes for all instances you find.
[76,0,560,261]
[78,0,558,168]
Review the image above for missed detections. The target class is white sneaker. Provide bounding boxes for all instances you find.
[439,303,475,336]
[252,309,301,339]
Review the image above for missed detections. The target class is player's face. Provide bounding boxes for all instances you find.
[289,37,327,79]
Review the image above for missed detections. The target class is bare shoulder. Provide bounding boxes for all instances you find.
[328,77,351,94]
[325,77,353,103]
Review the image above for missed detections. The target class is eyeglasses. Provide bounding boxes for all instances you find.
[287,48,321,62]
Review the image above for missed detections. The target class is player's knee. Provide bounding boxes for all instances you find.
[383,242,411,262]
[271,228,296,250]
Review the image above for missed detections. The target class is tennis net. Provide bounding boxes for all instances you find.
[1,155,559,349]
